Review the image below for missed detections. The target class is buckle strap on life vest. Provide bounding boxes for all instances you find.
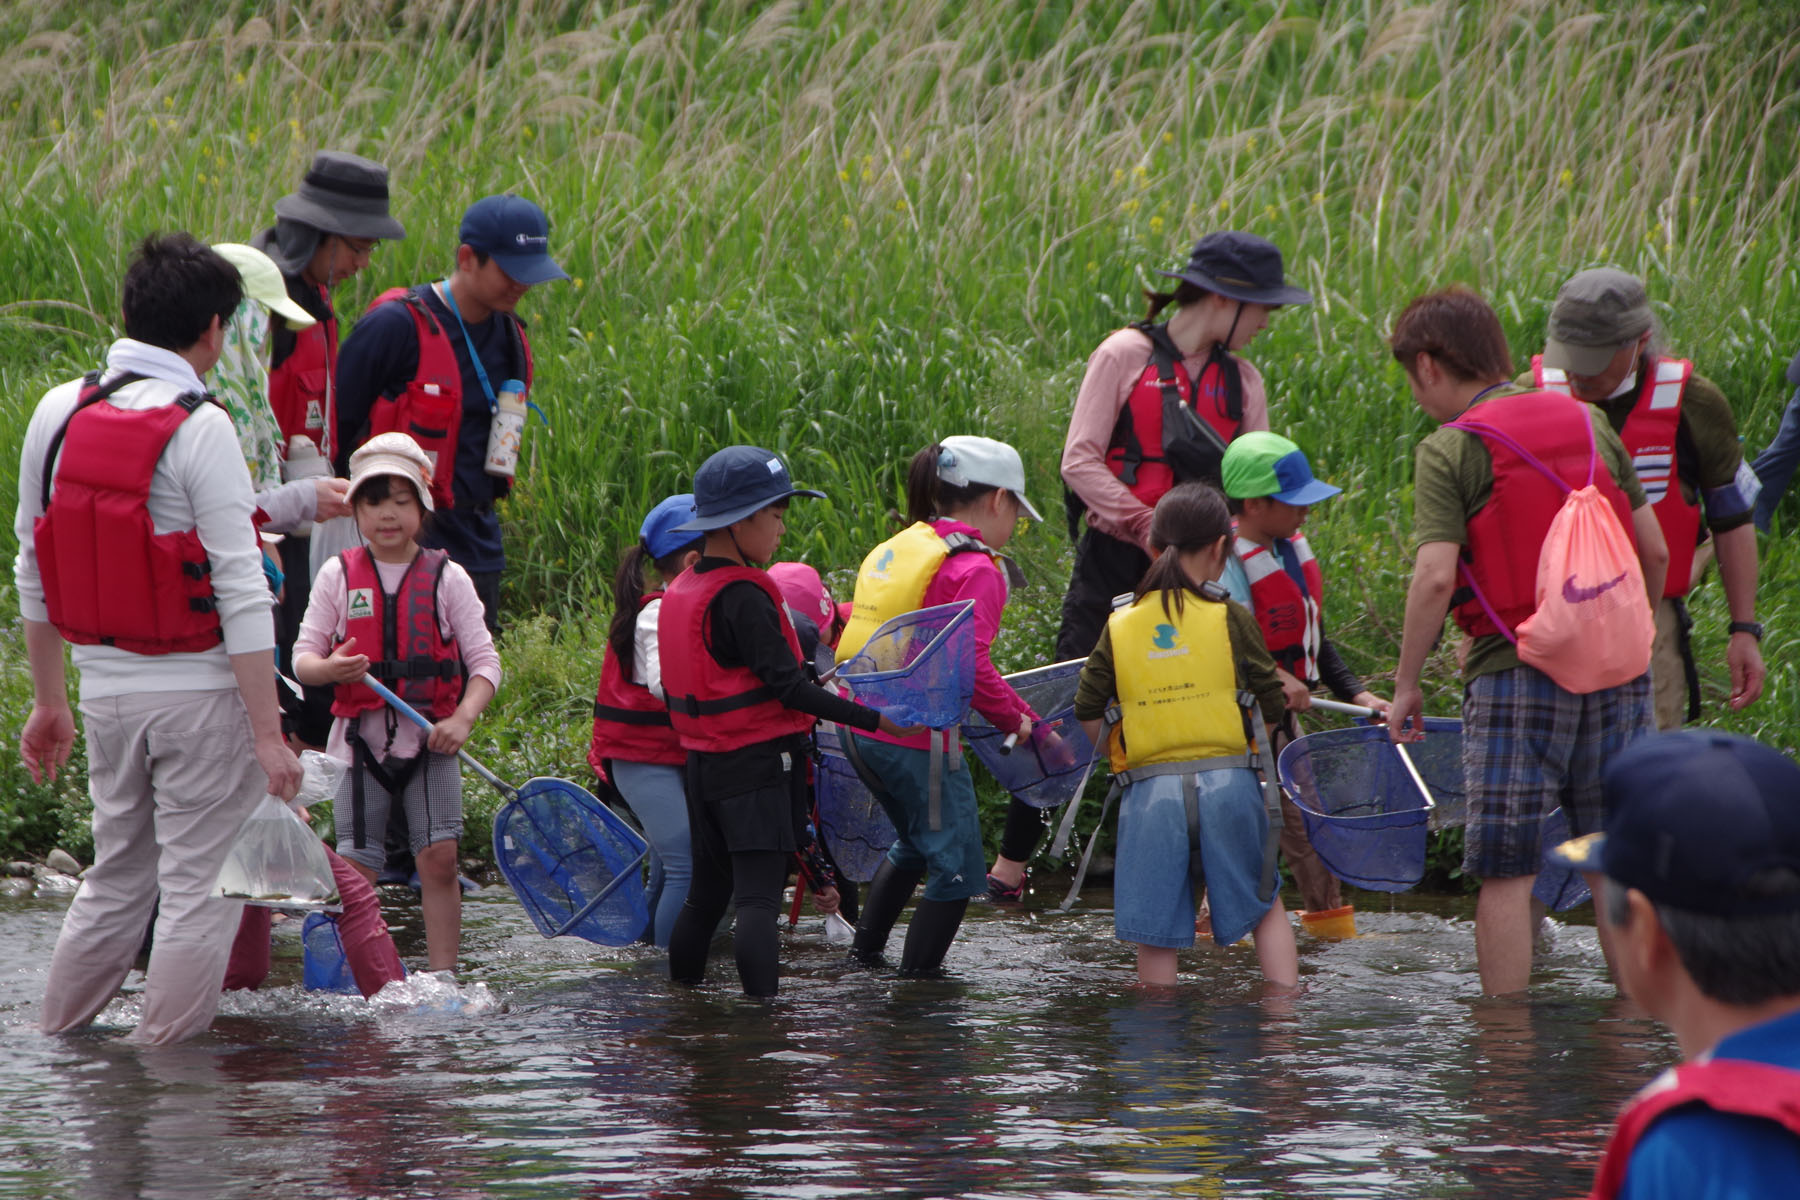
[592,700,673,727]
[675,684,778,717]
[346,726,426,851]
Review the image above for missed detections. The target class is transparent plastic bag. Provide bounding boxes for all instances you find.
[214,795,340,909]
[296,750,348,810]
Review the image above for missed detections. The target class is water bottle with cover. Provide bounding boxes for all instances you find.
[484,379,528,478]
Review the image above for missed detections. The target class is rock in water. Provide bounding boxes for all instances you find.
[45,849,82,876]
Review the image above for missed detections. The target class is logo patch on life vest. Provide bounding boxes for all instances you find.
[1147,623,1190,659]
[872,547,896,576]
[304,400,324,430]
[347,588,375,621]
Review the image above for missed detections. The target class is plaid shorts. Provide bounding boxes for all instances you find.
[1461,666,1653,879]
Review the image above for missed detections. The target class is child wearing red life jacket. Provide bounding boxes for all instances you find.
[1219,432,1389,927]
[1075,482,1296,987]
[660,446,909,998]
[293,432,500,974]
[588,493,705,948]
[838,436,1044,976]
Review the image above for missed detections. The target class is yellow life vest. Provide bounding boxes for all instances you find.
[1106,591,1247,771]
[835,521,999,663]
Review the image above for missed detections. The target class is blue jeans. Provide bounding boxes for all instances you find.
[611,760,692,948]
[1752,356,1800,532]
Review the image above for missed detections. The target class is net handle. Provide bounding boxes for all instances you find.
[363,676,516,798]
[1308,698,1436,812]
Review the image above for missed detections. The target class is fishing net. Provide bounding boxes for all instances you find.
[301,912,361,994]
[1278,717,1466,892]
[492,778,650,945]
[814,722,897,883]
[839,600,976,728]
[964,659,1101,809]
[1532,806,1592,912]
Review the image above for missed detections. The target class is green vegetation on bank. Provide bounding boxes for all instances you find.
[2,0,1797,874]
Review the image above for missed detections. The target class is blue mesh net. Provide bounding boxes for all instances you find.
[492,778,650,945]
[839,600,977,728]
[1533,806,1592,912]
[814,723,897,883]
[964,660,1101,809]
[1278,717,1466,892]
[301,912,360,994]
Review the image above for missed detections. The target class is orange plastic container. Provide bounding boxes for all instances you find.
[1299,904,1358,939]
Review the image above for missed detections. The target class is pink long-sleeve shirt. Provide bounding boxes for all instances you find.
[1061,326,1269,549]
[296,551,502,762]
[862,518,1038,751]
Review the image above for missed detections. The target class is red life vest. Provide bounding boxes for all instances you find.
[1533,355,1699,598]
[32,372,223,655]
[588,593,685,770]
[1105,323,1240,506]
[266,285,338,458]
[1450,390,1636,639]
[1236,533,1324,684]
[657,564,818,754]
[329,545,464,721]
[1588,1057,1800,1200]
[362,286,534,511]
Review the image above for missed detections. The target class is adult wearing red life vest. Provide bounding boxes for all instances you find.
[14,233,302,1045]
[1387,287,1667,996]
[234,152,406,747]
[1547,731,1800,1198]
[336,194,568,633]
[1527,268,1764,730]
[1001,233,1309,902]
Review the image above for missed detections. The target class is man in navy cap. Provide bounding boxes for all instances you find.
[336,193,569,632]
[1552,731,1800,1198]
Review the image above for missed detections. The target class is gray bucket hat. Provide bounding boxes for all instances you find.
[273,151,407,242]
[1157,231,1313,306]
[1543,268,1653,375]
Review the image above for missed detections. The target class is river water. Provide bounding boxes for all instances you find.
[0,886,1671,1199]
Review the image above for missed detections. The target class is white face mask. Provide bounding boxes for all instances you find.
[1607,369,1638,399]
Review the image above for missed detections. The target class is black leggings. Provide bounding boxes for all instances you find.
[999,797,1047,863]
[668,849,789,997]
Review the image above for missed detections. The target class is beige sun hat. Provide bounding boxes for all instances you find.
[347,432,435,511]
[212,242,315,328]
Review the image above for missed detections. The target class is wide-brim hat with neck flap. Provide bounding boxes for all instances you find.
[672,445,825,533]
[1157,231,1313,307]
[274,151,407,243]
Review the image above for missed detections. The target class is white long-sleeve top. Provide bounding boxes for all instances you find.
[12,339,275,700]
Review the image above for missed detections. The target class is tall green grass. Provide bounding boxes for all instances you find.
[2,0,1797,864]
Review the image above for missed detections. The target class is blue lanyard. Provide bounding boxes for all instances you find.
[436,280,498,412]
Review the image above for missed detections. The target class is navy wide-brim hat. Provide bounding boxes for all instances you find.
[1157,231,1313,307]
[672,445,826,533]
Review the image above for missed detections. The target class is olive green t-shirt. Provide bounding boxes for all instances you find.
[1073,596,1286,731]
[1411,389,1647,680]
[1510,367,1744,526]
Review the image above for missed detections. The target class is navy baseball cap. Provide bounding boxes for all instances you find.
[458,194,569,285]
[1550,731,1800,916]
[673,446,826,533]
[639,493,700,559]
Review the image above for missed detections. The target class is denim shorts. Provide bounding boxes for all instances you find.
[1114,767,1276,949]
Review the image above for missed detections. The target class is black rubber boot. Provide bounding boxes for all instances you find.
[850,861,922,967]
[899,897,969,977]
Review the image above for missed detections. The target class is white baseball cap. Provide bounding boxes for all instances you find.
[938,435,1042,522]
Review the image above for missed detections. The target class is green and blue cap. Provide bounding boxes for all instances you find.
[1221,431,1341,506]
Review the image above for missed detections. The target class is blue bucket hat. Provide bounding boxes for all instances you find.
[1549,731,1800,916]
[672,446,826,533]
[639,493,701,559]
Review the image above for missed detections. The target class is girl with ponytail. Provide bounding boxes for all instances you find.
[588,494,705,947]
[837,436,1046,975]
[1071,482,1298,988]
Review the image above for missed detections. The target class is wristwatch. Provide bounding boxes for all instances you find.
[1728,620,1764,641]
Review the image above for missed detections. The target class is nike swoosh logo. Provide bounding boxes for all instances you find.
[1562,571,1628,604]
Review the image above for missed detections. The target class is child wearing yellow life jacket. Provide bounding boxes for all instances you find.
[1074,482,1297,987]
[839,436,1043,975]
